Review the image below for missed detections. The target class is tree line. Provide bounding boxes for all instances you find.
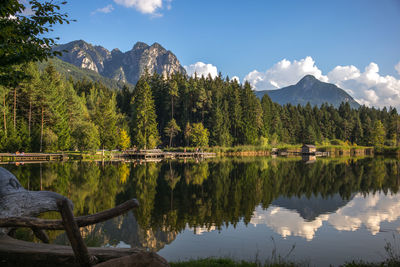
[0,63,398,152]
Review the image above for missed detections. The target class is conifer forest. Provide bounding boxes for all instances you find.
[0,62,398,152]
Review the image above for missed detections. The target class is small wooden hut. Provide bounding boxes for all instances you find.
[301,144,316,154]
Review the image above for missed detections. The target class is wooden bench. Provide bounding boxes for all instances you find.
[0,167,167,266]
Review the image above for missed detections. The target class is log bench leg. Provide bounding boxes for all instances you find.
[57,199,97,267]
[31,227,49,243]
[7,228,16,238]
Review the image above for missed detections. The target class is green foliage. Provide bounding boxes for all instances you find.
[330,139,346,146]
[303,125,317,144]
[258,136,269,147]
[71,121,100,151]
[42,128,58,152]
[131,78,160,149]
[1,55,399,152]
[164,119,181,147]
[189,122,209,147]
[118,128,131,150]
[241,82,263,145]
[85,83,121,149]
[37,58,130,91]
[0,0,71,86]
[0,61,131,152]
[370,120,386,147]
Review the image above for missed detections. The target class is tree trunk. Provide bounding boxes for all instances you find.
[171,96,174,120]
[40,107,44,152]
[13,87,16,130]
[169,133,172,147]
[28,99,32,138]
[3,94,6,136]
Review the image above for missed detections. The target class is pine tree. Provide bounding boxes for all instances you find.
[190,122,209,147]
[86,85,120,150]
[131,79,160,149]
[240,82,263,145]
[118,129,131,150]
[168,80,179,120]
[228,80,243,145]
[164,119,181,147]
[261,94,272,140]
[370,120,385,147]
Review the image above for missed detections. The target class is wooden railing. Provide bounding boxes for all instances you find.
[0,198,139,267]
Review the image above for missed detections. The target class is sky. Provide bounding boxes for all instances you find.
[50,0,400,108]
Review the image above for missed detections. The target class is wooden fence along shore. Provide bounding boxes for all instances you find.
[0,150,217,163]
[0,153,67,163]
[0,146,377,163]
[118,150,216,160]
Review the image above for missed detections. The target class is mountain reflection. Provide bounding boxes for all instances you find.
[4,157,400,250]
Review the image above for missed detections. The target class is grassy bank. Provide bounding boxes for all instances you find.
[170,258,298,267]
[5,143,398,162]
[170,257,400,267]
[164,144,378,157]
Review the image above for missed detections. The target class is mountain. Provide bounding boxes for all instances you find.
[272,193,355,221]
[56,211,177,252]
[53,40,186,85]
[255,75,360,108]
[37,57,132,90]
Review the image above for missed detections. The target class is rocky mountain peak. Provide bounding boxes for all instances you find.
[150,42,165,51]
[111,48,122,55]
[132,42,149,51]
[54,40,186,85]
[71,39,88,47]
[297,75,318,89]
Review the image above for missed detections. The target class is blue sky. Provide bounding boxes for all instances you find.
[52,0,400,108]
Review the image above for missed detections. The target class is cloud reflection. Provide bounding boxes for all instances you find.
[251,192,400,240]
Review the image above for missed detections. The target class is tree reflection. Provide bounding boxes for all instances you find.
[4,157,400,248]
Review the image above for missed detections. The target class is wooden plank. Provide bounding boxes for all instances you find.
[31,227,49,243]
[0,235,141,267]
[57,199,93,267]
[0,199,139,230]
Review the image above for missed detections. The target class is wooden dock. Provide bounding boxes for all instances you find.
[119,150,216,160]
[271,149,330,157]
[0,153,67,163]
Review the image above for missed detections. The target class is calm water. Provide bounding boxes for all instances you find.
[4,157,400,266]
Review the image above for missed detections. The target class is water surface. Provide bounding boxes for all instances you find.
[4,157,400,266]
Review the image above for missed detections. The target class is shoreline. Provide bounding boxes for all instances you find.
[0,145,399,163]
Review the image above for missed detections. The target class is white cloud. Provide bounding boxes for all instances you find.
[327,65,360,83]
[184,62,218,79]
[91,4,114,15]
[244,57,328,91]
[327,63,400,109]
[395,62,400,76]
[243,57,400,109]
[231,76,240,84]
[114,0,164,15]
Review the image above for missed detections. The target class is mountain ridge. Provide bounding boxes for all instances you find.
[53,40,186,85]
[37,57,133,91]
[255,75,360,108]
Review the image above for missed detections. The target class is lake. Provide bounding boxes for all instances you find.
[4,156,400,266]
